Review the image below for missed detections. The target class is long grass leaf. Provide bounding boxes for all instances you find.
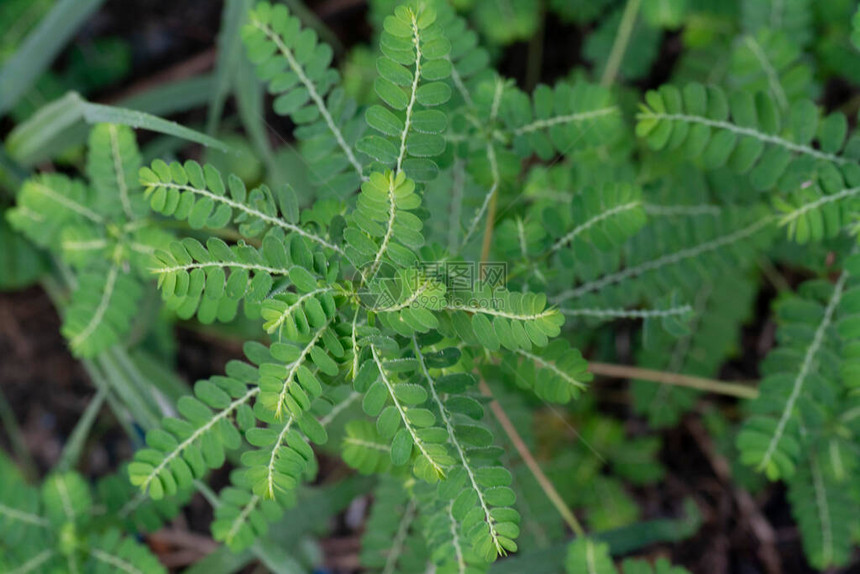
[6,91,227,165]
[207,0,251,134]
[0,0,105,116]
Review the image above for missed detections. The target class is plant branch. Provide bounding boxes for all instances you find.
[0,384,37,479]
[478,379,585,537]
[600,0,642,87]
[588,362,759,399]
[480,189,499,264]
[57,387,107,472]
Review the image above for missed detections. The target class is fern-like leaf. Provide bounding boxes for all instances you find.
[415,482,490,574]
[211,469,285,552]
[139,159,343,254]
[565,538,616,574]
[7,173,101,250]
[502,339,592,404]
[774,163,860,244]
[261,286,337,337]
[543,182,647,260]
[442,3,490,109]
[637,83,859,190]
[446,285,564,352]
[345,169,424,276]
[738,276,847,480]
[128,358,259,499]
[243,2,366,195]
[787,448,858,570]
[729,30,816,110]
[360,477,429,573]
[342,419,392,474]
[633,278,757,427]
[360,2,451,181]
[371,268,447,335]
[414,337,520,561]
[585,5,661,82]
[742,0,813,49]
[86,529,166,574]
[553,206,775,305]
[565,536,693,573]
[152,230,331,323]
[256,315,341,420]
[97,468,190,534]
[87,123,147,221]
[41,471,93,529]
[0,455,48,549]
[502,81,622,161]
[62,263,143,357]
[472,0,539,45]
[353,342,454,481]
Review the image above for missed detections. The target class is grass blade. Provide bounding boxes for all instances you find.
[6,91,228,166]
[120,74,215,117]
[207,0,251,134]
[56,387,107,472]
[0,0,105,116]
[235,63,276,172]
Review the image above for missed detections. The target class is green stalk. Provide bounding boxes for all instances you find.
[80,360,139,443]
[589,362,759,399]
[108,347,170,416]
[56,387,107,471]
[0,384,37,479]
[97,352,161,431]
[600,0,642,87]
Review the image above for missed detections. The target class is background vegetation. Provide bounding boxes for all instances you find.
[1,0,860,573]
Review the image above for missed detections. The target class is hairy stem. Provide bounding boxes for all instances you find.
[480,186,499,264]
[479,379,585,537]
[589,362,759,399]
[57,387,107,471]
[600,0,642,87]
[0,384,37,479]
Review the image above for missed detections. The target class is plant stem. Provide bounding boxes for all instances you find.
[479,190,499,264]
[81,360,139,443]
[600,0,642,87]
[43,266,290,568]
[57,387,107,471]
[756,257,791,292]
[588,362,759,399]
[479,379,586,537]
[195,480,221,508]
[0,384,37,479]
[109,347,169,417]
[97,353,161,430]
[472,103,583,535]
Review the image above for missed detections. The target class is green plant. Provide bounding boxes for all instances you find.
[2,0,860,572]
[0,451,184,573]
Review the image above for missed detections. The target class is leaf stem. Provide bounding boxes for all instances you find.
[57,387,107,471]
[600,0,642,87]
[0,384,37,479]
[478,379,586,537]
[588,362,759,399]
[480,187,498,264]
